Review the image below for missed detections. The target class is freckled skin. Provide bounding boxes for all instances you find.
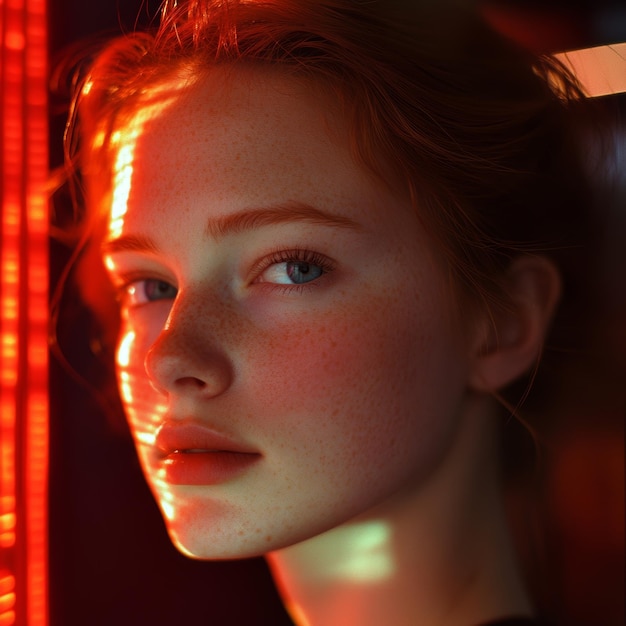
[104,67,477,560]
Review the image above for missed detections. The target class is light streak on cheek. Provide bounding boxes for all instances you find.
[117,329,166,415]
[116,330,135,401]
[116,329,170,514]
[119,365,172,519]
[153,482,176,522]
[117,370,136,424]
[134,431,174,522]
[114,330,178,531]
[117,380,166,444]
[116,331,134,369]
[120,370,167,440]
[119,364,180,528]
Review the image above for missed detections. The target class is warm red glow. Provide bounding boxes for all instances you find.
[0,574,16,626]
[1,0,49,625]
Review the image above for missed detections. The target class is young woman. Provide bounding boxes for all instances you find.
[66,1,596,624]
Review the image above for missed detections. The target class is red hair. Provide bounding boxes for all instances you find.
[66,0,597,400]
[72,0,592,309]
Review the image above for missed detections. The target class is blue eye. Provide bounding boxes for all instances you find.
[256,250,332,287]
[266,261,324,285]
[124,279,178,306]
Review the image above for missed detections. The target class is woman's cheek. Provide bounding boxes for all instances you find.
[268,267,465,477]
[243,290,446,464]
[116,314,168,434]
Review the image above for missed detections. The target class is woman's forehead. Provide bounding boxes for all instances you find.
[112,69,348,185]
[111,64,337,132]
[104,65,349,196]
[102,65,416,241]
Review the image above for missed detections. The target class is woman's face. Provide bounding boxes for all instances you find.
[102,68,477,559]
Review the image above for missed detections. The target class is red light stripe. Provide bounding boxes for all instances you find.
[1,0,48,624]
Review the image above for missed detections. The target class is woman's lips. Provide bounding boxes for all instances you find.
[154,420,261,485]
[161,450,261,485]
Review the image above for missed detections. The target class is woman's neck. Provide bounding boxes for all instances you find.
[266,400,533,626]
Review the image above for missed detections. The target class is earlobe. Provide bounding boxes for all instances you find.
[468,255,562,393]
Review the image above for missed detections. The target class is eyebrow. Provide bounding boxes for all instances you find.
[102,233,159,255]
[205,202,361,239]
[102,202,362,255]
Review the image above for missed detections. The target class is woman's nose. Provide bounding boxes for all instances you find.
[143,297,234,399]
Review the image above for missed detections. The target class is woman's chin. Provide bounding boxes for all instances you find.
[164,519,268,560]
[154,496,297,560]
[155,498,266,560]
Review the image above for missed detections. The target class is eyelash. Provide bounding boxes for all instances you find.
[112,271,175,306]
[110,247,336,307]
[250,247,336,293]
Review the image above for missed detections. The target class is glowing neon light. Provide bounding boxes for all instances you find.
[1,0,49,625]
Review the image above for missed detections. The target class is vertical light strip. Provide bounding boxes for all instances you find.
[1,0,49,625]
[24,1,48,623]
[24,1,48,624]
[1,0,24,621]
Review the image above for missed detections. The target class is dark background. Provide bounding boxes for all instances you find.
[48,1,625,625]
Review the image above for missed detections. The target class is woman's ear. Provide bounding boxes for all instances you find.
[468,255,562,393]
